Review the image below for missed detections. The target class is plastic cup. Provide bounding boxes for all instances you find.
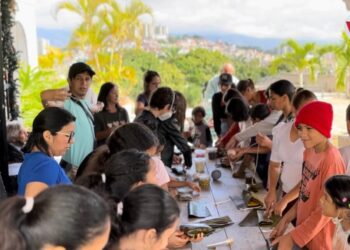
[198,174,210,190]
[194,149,206,158]
[207,147,217,160]
[194,158,206,173]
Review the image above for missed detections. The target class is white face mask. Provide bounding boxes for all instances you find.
[158,111,173,121]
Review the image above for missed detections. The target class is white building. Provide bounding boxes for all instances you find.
[11,0,38,67]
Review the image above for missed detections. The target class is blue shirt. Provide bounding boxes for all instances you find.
[17,152,71,195]
[62,98,95,167]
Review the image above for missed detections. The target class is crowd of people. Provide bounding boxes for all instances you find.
[1,61,350,250]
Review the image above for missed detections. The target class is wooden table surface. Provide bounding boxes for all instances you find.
[176,156,269,250]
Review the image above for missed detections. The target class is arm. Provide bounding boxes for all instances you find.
[274,182,301,216]
[264,161,282,215]
[135,101,145,116]
[24,182,48,197]
[211,94,221,137]
[40,88,70,108]
[205,126,213,147]
[168,179,201,192]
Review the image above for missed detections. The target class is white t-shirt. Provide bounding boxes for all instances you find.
[270,121,304,193]
[339,145,350,175]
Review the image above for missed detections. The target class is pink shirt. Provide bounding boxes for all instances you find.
[291,144,345,249]
[152,156,170,186]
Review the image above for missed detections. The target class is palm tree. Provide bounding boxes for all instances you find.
[334,32,350,92]
[270,39,320,87]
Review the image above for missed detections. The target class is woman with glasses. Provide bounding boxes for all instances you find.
[18,107,75,197]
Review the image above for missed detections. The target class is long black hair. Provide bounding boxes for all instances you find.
[226,97,250,122]
[22,107,76,156]
[0,185,110,250]
[143,70,160,96]
[97,82,121,111]
[115,184,179,242]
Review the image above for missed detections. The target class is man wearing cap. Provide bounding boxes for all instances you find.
[203,63,239,118]
[41,62,96,173]
[211,73,234,137]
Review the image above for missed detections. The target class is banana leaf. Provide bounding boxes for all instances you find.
[257,210,280,227]
[199,216,233,228]
[188,201,211,218]
[180,223,215,238]
[242,190,263,208]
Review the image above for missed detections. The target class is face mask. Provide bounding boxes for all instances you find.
[158,111,173,121]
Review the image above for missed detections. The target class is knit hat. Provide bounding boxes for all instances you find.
[294,101,333,138]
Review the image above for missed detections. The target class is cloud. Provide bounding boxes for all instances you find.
[35,0,349,40]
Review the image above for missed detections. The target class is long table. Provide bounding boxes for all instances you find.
[176,156,269,250]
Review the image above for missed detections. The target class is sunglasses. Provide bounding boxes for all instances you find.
[56,131,75,143]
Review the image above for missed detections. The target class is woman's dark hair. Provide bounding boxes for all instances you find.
[97,82,120,111]
[22,107,76,156]
[77,123,158,178]
[347,104,350,121]
[269,79,296,101]
[325,175,350,209]
[149,87,174,110]
[144,70,160,96]
[251,104,271,121]
[173,91,187,131]
[76,149,151,202]
[192,106,206,117]
[226,97,250,122]
[292,89,317,111]
[0,185,109,250]
[115,184,179,241]
[107,123,159,155]
[223,88,243,104]
[237,79,255,93]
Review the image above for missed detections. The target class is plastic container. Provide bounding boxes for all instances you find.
[194,158,206,173]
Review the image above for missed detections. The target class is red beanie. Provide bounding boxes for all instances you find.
[295,101,333,138]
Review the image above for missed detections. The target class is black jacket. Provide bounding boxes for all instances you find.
[212,92,227,136]
[159,117,192,168]
[134,109,159,135]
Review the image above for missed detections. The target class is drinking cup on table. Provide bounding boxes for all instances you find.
[207,147,217,160]
[194,158,206,173]
[194,149,206,158]
[198,174,210,190]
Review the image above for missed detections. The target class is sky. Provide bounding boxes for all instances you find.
[35,0,349,43]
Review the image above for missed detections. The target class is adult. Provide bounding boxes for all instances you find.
[41,62,96,172]
[237,79,268,105]
[0,185,111,250]
[6,121,28,195]
[135,70,161,116]
[18,107,74,197]
[212,73,234,137]
[203,63,239,115]
[94,82,129,146]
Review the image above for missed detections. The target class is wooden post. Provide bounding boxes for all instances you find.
[0,0,10,196]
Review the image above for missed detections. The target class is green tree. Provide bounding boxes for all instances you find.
[270,39,319,87]
[334,32,350,92]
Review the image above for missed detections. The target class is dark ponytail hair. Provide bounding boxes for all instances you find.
[77,123,158,178]
[237,78,255,93]
[115,184,179,241]
[97,82,120,111]
[22,107,76,156]
[223,88,243,104]
[144,70,160,96]
[251,103,271,121]
[269,79,296,101]
[226,97,250,122]
[0,185,109,250]
[76,149,151,202]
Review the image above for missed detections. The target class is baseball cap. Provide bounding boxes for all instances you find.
[68,62,95,79]
[219,73,233,85]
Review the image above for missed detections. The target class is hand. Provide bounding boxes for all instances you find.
[54,87,71,101]
[225,137,236,150]
[271,233,294,250]
[256,133,272,149]
[172,155,182,165]
[270,217,289,239]
[183,131,191,139]
[264,190,277,218]
[167,231,190,248]
[187,181,201,193]
[227,149,243,162]
[189,233,204,243]
[274,198,288,217]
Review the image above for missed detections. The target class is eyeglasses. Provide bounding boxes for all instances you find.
[56,131,75,143]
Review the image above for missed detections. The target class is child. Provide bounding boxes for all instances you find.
[188,106,213,148]
[271,101,345,250]
[339,104,350,174]
[320,175,350,250]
